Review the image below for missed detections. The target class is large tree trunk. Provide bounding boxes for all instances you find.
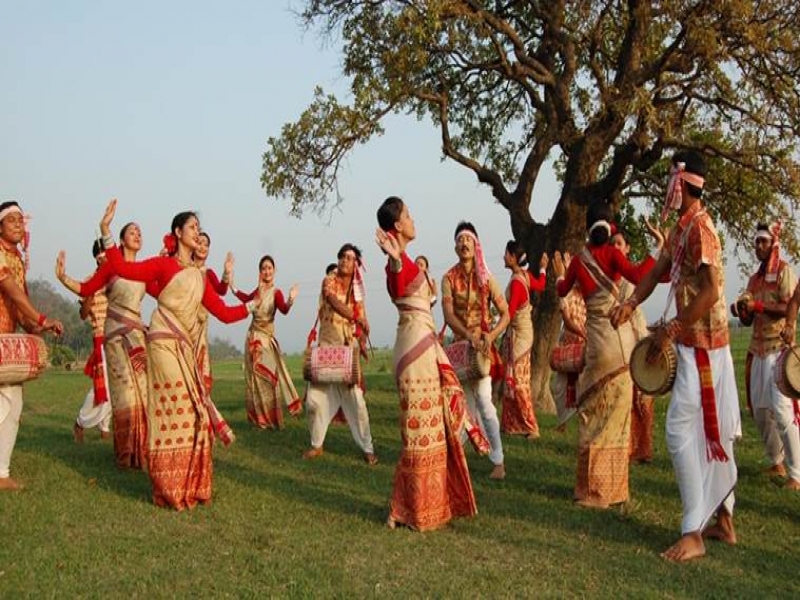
[523,196,588,415]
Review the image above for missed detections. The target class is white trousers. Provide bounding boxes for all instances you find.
[751,352,800,480]
[667,344,740,535]
[76,390,112,432]
[0,385,23,479]
[306,383,374,453]
[463,376,504,466]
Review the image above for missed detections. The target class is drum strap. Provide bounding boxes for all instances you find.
[663,208,706,320]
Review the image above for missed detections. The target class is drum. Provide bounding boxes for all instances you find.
[735,292,754,327]
[629,336,677,396]
[443,340,491,382]
[549,342,586,374]
[302,345,361,386]
[0,333,48,385]
[774,346,800,398]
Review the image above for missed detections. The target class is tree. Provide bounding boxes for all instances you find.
[208,336,243,361]
[262,1,800,412]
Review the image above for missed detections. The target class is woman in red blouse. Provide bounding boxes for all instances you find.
[552,201,656,509]
[500,240,547,437]
[56,221,154,469]
[98,199,256,510]
[192,231,235,438]
[376,196,477,531]
[233,255,302,429]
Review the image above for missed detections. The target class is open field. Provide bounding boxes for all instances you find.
[1,328,799,598]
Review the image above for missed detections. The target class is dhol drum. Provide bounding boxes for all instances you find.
[734,292,754,327]
[302,345,361,386]
[0,333,48,385]
[774,346,800,398]
[629,336,677,396]
[443,339,491,382]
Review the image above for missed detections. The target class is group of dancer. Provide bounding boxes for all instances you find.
[375,149,799,562]
[0,148,797,562]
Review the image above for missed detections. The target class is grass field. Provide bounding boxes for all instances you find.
[1,328,799,598]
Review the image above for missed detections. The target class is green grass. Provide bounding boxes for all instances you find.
[1,329,799,597]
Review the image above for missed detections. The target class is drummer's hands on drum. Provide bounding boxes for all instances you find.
[38,317,64,337]
[469,328,483,351]
[781,322,796,345]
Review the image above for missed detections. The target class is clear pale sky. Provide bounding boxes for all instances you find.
[1,1,749,352]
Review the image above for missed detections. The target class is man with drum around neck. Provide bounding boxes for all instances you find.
[734,223,800,490]
[0,201,63,491]
[611,151,740,562]
[303,243,377,465]
[442,221,509,480]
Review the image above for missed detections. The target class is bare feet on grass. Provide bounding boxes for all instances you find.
[0,477,23,491]
[765,463,787,478]
[661,532,706,562]
[302,447,324,460]
[73,422,84,444]
[785,478,800,491]
[489,463,506,480]
[702,510,737,545]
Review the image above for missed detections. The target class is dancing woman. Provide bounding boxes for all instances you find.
[376,196,477,531]
[192,231,232,410]
[233,255,301,429]
[57,222,151,469]
[500,240,547,438]
[98,200,256,510]
[553,201,655,509]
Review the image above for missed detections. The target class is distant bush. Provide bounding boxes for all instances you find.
[50,345,76,367]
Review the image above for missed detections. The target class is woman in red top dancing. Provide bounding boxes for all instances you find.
[553,201,657,509]
[500,240,547,438]
[376,196,477,531]
[98,199,256,510]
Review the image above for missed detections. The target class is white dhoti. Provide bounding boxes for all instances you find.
[667,344,740,534]
[751,352,800,480]
[0,385,23,479]
[463,376,504,466]
[306,383,374,453]
[76,390,113,432]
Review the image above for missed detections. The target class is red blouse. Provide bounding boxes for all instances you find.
[104,245,249,323]
[79,259,160,298]
[234,287,291,314]
[556,245,655,298]
[508,270,546,319]
[205,268,229,296]
[385,253,420,299]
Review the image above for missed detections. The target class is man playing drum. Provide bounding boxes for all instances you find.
[442,222,510,480]
[0,201,63,491]
[733,223,800,490]
[611,151,740,562]
[303,244,377,465]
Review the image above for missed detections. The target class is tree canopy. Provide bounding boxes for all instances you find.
[262,0,800,259]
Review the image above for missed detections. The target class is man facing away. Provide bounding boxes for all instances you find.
[611,151,740,561]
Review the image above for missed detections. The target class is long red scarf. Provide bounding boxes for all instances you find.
[83,335,108,405]
[695,347,729,462]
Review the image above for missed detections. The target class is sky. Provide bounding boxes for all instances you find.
[1,1,751,352]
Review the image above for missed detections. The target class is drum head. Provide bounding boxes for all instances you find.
[784,347,800,397]
[630,338,673,395]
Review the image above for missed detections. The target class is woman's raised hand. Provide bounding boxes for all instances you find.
[100,199,117,237]
[375,228,402,261]
[55,251,66,282]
